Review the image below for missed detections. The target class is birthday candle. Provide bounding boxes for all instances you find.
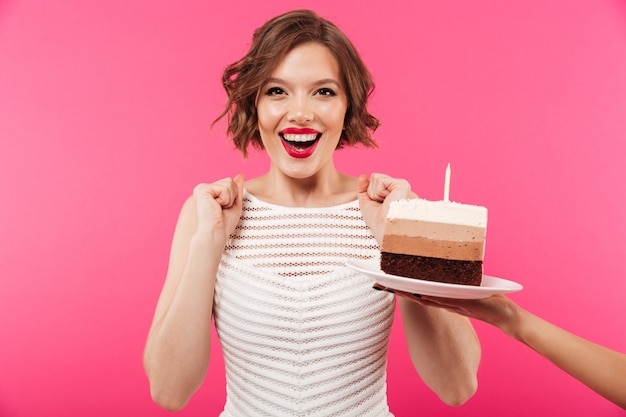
[444,163,451,202]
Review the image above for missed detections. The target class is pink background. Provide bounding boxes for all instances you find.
[1,0,625,416]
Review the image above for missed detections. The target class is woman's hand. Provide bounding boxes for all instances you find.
[192,174,245,242]
[357,173,416,243]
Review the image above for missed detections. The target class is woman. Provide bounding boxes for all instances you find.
[143,10,480,416]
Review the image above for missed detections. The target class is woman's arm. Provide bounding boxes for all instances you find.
[143,175,244,411]
[358,174,480,406]
[397,298,480,406]
[409,293,626,409]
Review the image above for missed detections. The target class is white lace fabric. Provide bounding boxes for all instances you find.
[214,191,396,416]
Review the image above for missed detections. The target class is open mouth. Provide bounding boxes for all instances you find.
[280,133,321,151]
[279,132,322,158]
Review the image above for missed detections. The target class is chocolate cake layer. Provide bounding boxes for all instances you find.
[381,252,482,286]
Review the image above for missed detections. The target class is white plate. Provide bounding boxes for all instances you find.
[346,259,523,299]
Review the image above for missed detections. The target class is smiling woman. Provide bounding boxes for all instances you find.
[143,9,480,416]
[215,9,380,158]
[254,42,348,177]
[2,0,624,416]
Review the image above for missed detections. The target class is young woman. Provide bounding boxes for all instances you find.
[143,10,480,416]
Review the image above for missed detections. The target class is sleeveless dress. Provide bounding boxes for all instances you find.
[214,191,396,417]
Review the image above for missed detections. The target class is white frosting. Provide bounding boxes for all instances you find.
[387,199,487,227]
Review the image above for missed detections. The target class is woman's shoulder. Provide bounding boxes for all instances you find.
[242,176,266,199]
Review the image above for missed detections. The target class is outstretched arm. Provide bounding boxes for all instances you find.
[405,293,626,409]
[358,174,481,406]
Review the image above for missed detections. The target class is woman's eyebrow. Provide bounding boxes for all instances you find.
[264,77,285,85]
[264,77,342,87]
[311,78,342,87]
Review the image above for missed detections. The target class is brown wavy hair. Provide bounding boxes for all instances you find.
[213,9,380,157]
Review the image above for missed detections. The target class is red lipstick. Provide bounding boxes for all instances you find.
[280,128,319,135]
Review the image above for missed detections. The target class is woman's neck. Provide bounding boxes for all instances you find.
[245,169,357,207]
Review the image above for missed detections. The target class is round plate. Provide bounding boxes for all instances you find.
[347,259,523,299]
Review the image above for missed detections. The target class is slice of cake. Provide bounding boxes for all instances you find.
[380,199,487,286]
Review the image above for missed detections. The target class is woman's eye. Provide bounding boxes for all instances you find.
[265,87,285,96]
[316,88,337,97]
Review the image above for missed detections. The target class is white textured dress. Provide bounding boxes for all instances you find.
[214,191,396,417]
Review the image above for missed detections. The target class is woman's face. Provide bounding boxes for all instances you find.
[256,42,348,180]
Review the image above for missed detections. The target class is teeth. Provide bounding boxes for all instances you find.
[282,133,318,142]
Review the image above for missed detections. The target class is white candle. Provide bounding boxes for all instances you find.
[444,163,451,202]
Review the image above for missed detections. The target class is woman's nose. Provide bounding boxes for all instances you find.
[287,97,313,124]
